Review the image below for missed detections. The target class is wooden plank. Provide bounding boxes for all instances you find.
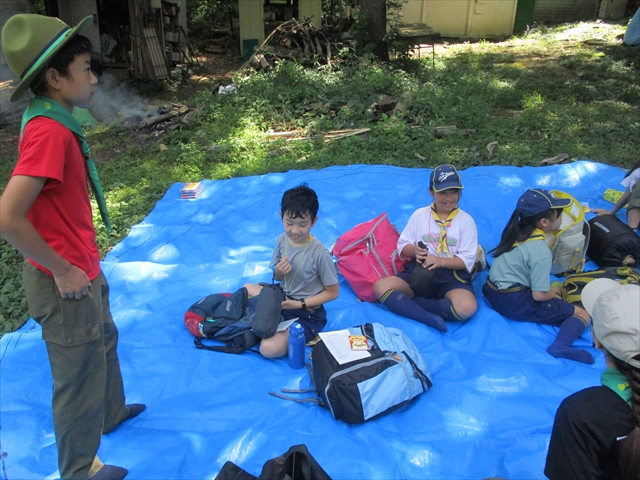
[134,13,155,79]
[143,27,169,79]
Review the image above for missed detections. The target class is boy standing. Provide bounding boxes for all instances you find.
[0,15,144,480]
[245,184,339,358]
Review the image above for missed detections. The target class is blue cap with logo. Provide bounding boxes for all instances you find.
[430,165,463,192]
[517,188,571,218]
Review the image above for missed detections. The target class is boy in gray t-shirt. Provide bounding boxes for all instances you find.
[245,184,339,358]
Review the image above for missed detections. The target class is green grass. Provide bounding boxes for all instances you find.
[1,21,638,334]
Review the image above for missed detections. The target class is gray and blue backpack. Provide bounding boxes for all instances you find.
[271,322,433,424]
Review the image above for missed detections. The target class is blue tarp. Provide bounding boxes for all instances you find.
[0,161,632,479]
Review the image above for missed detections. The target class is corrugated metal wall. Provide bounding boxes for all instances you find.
[533,0,600,23]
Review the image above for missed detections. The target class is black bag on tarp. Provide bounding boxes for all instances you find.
[184,286,282,354]
[587,214,640,267]
[215,444,332,480]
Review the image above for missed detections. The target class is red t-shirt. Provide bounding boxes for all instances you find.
[12,117,101,280]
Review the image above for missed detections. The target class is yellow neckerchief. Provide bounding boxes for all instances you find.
[431,204,459,257]
[282,234,312,294]
[512,227,546,248]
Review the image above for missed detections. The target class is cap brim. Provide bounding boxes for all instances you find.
[581,278,620,316]
[10,15,94,102]
[432,184,464,192]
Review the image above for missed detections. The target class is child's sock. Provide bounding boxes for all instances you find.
[413,297,463,322]
[380,290,447,332]
[546,316,594,364]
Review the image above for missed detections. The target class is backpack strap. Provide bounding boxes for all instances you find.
[616,266,640,284]
[194,337,247,354]
[268,363,325,406]
[268,391,324,405]
[562,266,640,307]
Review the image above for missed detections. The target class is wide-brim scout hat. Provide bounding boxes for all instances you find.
[582,278,640,368]
[2,14,93,102]
[516,188,571,218]
[430,164,464,192]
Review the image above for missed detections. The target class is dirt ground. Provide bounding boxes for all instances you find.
[147,50,244,104]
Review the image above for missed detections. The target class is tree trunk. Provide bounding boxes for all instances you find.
[361,0,389,60]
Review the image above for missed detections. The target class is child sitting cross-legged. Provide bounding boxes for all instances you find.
[482,189,594,364]
[244,184,339,358]
[373,165,479,332]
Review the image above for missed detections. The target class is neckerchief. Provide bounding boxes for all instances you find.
[431,204,459,257]
[601,367,632,407]
[20,96,112,232]
[512,227,546,248]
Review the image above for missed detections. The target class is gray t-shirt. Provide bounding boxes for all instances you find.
[489,239,552,291]
[270,234,338,299]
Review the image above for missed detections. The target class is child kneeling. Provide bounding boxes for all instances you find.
[482,189,593,364]
[245,184,339,358]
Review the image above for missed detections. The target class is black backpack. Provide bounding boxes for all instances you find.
[215,444,332,480]
[587,214,640,267]
[184,285,283,354]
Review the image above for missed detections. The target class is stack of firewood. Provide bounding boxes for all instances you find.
[248,19,343,69]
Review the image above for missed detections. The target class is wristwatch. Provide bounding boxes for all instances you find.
[300,298,307,309]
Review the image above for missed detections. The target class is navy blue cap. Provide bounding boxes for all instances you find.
[517,189,571,218]
[430,165,463,192]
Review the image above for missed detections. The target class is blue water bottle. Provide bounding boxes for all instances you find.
[288,322,305,369]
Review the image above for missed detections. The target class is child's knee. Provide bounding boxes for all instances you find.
[456,301,477,320]
[373,278,390,298]
[573,306,590,325]
[259,333,287,358]
[373,276,409,299]
[259,340,280,358]
[243,283,262,297]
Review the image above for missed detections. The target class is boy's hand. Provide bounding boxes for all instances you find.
[550,281,564,299]
[281,298,301,310]
[415,241,429,264]
[422,254,443,270]
[274,256,292,277]
[592,208,612,215]
[54,265,91,300]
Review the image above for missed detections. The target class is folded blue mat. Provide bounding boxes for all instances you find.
[0,161,631,479]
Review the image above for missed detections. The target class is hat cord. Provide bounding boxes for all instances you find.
[20,27,71,80]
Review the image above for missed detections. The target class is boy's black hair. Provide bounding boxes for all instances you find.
[489,208,560,258]
[280,183,319,219]
[30,34,93,95]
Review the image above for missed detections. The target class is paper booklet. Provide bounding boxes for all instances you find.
[318,329,371,365]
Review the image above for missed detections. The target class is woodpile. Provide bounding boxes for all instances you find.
[246,19,344,70]
[119,103,191,136]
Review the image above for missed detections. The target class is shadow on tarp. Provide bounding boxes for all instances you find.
[0,161,630,479]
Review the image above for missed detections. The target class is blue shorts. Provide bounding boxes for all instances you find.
[282,305,327,342]
[398,261,474,299]
[482,279,575,326]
